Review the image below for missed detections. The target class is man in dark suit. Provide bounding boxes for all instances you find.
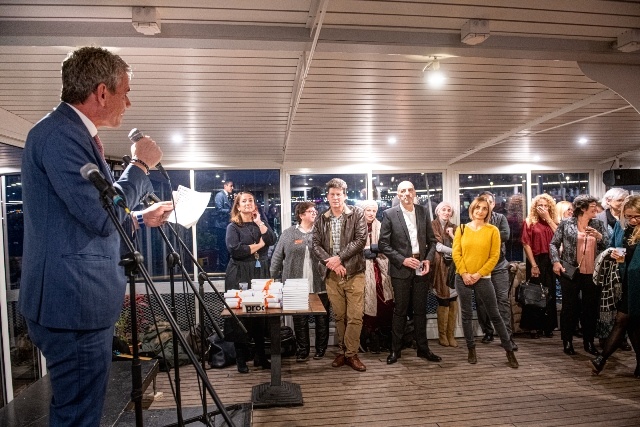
[214,180,234,271]
[379,181,442,364]
[19,46,173,425]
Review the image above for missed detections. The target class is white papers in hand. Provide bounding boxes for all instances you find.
[166,185,211,229]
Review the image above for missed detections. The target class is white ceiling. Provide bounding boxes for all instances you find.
[1,0,640,171]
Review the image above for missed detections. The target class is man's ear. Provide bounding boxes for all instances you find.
[95,83,108,106]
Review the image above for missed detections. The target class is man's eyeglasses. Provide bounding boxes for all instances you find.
[624,214,640,221]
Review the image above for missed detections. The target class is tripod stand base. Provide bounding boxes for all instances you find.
[115,403,252,426]
[251,381,303,408]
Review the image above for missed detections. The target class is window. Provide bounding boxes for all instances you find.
[532,172,590,202]
[289,173,367,223]
[459,174,527,262]
[195,170,280,273]
[373,172,443,221]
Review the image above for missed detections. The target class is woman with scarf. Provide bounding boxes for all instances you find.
[591,195,640,377]
[431,201,458,347]
[359,200,394,354]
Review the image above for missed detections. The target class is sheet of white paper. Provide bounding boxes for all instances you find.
[166,185,211,228]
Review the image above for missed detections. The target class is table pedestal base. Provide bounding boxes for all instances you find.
[251,381,303,408]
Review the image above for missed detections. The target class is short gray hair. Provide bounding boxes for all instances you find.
[601,187,629,209]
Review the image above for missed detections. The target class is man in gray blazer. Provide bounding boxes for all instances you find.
[20,46,173,425]
[379,181,442,364]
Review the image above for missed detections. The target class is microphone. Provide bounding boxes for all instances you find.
[80,163,129,213]
[127,128,170,181]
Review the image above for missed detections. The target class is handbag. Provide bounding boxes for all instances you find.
[446,261,456,289]
[560,235,587,281]
[516,281,549,309]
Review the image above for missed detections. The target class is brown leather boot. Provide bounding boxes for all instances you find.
[437,306,449,346]
[447,300,459,347]
[506,350,519,369]
[468,347,477,364]
[331,353,345,368]
[345,354,366,372]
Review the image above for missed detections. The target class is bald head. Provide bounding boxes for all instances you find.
[397,181,416,209]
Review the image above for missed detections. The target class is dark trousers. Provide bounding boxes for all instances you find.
[390,275,430,353]
[293,293,330,354]
[214,227,229,272]
[27,319,113,427]
[560,272,602,343]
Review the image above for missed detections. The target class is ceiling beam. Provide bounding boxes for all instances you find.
[282,0,329,162]
[2,21,640,65]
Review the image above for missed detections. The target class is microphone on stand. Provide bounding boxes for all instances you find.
[80,163,129,213]
[127,128,170,181]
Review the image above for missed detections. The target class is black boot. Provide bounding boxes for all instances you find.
[234,343,249,373]
[313,313,329,360]
[590,355,606,375]
[563,340,576,355]
[584,341,600,356]
[293,315,310,362]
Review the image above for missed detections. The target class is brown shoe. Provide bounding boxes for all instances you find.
[331,354,345,368]
[345,355,367,372]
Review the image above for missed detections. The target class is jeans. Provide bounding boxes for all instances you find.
[325,271,365,357]
[476,267,512,337]
[27,319,114,427]
[455,275,513,351]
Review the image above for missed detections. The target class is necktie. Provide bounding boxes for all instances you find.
[93,134,105,159]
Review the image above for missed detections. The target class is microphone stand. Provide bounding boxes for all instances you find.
[144,197,246,427]
[95,191,236,427]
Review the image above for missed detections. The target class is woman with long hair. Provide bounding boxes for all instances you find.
[452,196,518,368]
[225,191,277,373]
[431,201,458,347]
[270,202,330,362]
[591,195,640,377]
[358,200,394,353]
[521,194,558,338]
[550,195,609,356]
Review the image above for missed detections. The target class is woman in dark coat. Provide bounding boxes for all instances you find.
[591,195,640,377]
[225,191,277,373]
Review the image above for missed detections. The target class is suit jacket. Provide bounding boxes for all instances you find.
[213,190,232,229]
[19,102,154,330]
[378,204,437,279]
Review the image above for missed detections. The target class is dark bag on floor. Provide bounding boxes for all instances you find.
[516,281,549,309]
[264,326,297,357]
[207,332,236,369]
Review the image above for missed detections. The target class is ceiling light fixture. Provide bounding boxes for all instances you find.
[423,57,446,88]
[579,137,588,144]
[388,137,397,144]
[132,7,161,35]
[461,19,490,45]
[616,29,640,52]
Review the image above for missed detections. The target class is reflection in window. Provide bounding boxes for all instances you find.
[531,172,589,202]
[373,173,443,221]
[289,173,367,224]
[195,170,280,273]
[459,174,527,262]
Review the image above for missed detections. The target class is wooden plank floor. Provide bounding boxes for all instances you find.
[148,335,640,426]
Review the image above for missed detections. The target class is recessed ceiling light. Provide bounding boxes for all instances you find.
[534,155,541,161]
[388,137,397,144]
[172,134,183,144]
[579,137,588,144]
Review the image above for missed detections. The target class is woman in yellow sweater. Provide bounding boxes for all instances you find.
[452,196,519,368]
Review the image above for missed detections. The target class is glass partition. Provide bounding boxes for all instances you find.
[531,172,590,202]
[372,172,443,221]
[458,173,527,262]
[289,173,367,224]
[195,170,281,273]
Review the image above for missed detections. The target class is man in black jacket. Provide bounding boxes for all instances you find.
[379,181,442,364]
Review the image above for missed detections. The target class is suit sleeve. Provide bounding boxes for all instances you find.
[378,211,406,269]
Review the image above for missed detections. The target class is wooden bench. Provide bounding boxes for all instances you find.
[0,359,159,427]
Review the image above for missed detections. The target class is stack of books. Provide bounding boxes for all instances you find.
[282,278,310,310]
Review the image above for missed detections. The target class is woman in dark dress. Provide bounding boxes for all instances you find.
[591,195,640,377]
[521,194,558,338]
[224,191,277,373]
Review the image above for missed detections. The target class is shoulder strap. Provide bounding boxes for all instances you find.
[460,224,465,235]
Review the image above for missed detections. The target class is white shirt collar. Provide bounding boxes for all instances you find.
[66,103,98,137]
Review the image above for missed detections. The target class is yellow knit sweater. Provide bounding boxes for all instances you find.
[452,223,501,277]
